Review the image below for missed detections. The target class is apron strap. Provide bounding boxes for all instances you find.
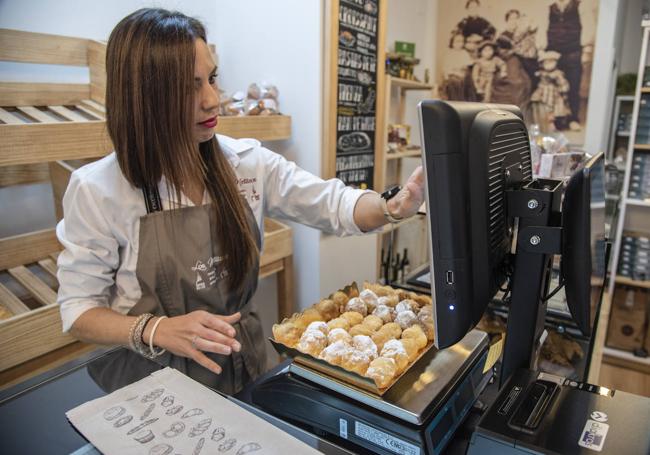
[143,185,163,214]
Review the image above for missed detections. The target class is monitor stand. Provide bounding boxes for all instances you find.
[499,178,564,387]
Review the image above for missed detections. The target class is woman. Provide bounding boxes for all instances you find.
[499,9,539,88]
[490,35,532,110]
[441,32,472,101]
[455,0,496,42]
[56,8,424,394]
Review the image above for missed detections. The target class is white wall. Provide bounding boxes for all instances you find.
[386,0,437,148]
[619,0,645,75]
[386,0,436,82]
[210,0,324,311]
[0,0,218,81]
[584,0,625,156]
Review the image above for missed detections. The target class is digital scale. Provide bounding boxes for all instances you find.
[245,330,492,455]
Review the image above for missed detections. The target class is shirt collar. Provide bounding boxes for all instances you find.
[157,134,256,206]
[216,134,258,168]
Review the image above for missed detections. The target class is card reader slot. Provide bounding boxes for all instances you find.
[507,380,558,434]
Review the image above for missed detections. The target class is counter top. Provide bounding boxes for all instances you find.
[0,348,352,455]
[0,347,497,454]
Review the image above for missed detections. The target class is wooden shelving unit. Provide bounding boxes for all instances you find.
[0,29,292,178]
[626,198,650,207]
[593,22,650,396]
[376,75,436,192]
[607,95,634,167]
[389,77,434,91]
[385,146,422,160]
[614,275,650,289]
[373,74,436,279]
[607,24,650,297]
[216,115,292,141]
[603,346,650,369]
[600,346,650,397]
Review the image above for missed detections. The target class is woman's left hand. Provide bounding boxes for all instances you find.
[387,165,425,219]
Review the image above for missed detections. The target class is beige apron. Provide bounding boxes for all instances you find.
[88,186,266,395]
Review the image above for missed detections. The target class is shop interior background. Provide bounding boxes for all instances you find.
[0,0,645,368]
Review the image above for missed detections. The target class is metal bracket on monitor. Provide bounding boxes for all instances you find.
[517,226,562,254]
[500,179,564,387]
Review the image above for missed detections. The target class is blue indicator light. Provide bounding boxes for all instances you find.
[449,305,455,311]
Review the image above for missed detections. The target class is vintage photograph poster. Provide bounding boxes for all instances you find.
[436,0,599,143]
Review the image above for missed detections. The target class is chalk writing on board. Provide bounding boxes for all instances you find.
[335,0,380,189]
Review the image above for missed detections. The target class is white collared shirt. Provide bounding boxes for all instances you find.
[56,134,369,331]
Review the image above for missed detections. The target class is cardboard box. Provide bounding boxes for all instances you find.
[607,287,649,351]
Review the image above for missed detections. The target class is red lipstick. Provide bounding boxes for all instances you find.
[199,116,218,128]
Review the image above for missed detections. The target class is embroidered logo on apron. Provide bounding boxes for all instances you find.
[191,256,228,291]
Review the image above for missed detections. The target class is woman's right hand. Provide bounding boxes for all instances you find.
[146,310,241,374]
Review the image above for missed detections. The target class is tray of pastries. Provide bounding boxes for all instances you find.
[271,282,435,395]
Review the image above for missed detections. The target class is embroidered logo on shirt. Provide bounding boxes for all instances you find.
[191,256,228,290]
[237,177,260,203]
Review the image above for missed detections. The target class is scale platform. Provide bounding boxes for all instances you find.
[249,330,492,455]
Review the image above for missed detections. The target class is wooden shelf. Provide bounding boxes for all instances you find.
[0,109,292,167]
[390,77,433,91]
[640,87,650,93]
[216,115,292,141]
[634,143,650,149]
[614,275,650,289]
[626,198,650,207]
[386,147,422,160]
[602,346,650,373]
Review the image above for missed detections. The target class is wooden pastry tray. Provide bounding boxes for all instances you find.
[269,337,435,396]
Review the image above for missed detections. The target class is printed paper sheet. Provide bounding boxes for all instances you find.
[66,367,322,455]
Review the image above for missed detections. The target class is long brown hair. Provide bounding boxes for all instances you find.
[106,8,258,290]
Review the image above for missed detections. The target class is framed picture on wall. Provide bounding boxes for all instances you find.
[436,0,600,144]
[387,124,411,151]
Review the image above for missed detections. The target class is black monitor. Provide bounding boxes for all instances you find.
[419,100,606,383]
[562,153,605,336]
[418,100,533,349]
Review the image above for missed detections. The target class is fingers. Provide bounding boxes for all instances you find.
[192,336,233,356]
[196,326,241,352]
[408,165,424,186]
[192,350,222,375]
[200,312,239,338]
[405,180,424,201]
[218,312,241,325]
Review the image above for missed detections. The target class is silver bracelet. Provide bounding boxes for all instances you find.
[380,196,404,223]
[127,314,146,351]
[132,313,155,357]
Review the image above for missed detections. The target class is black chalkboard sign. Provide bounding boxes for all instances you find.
[335,0,380,189]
